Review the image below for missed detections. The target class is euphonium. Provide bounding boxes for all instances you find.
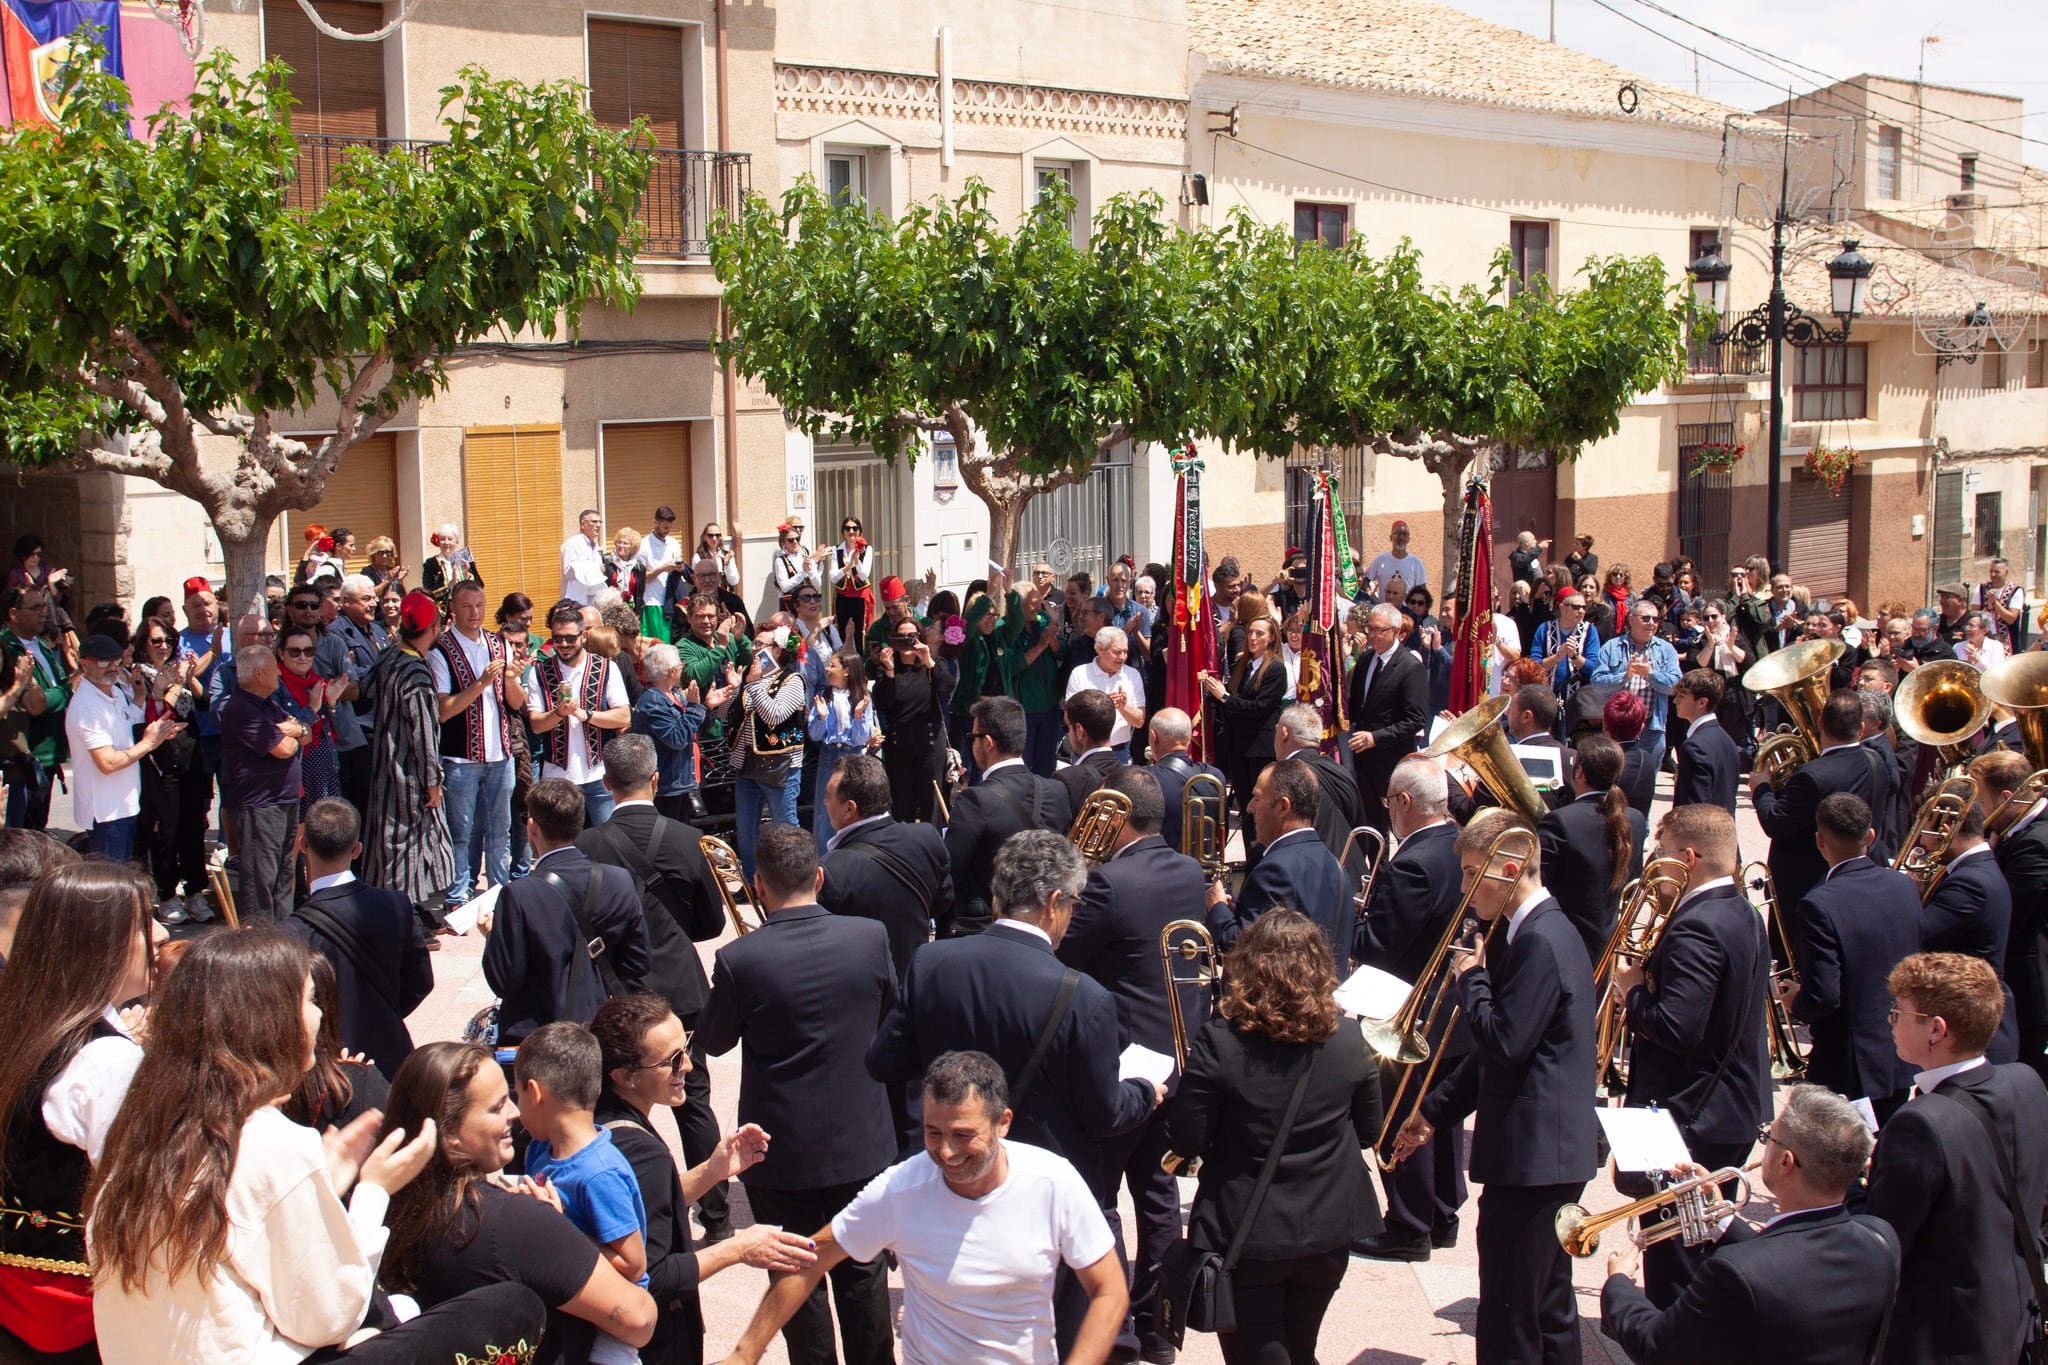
[1893,773,1981,901]
[699,834,767,936]
[1070,788,1133,864]
[1592,857,1692,1093]
[1743,860,1806,1082]
[1422,693,1548,822]
[1896,660,1992,772]
[1981,654,2048,836]
[1181,774,1227,883]
[1742,639,1843,788]
[1556,1163,1757,1257]
[1343,826,1389,922]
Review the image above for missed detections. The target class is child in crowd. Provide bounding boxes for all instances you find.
[515,1022,650,1365]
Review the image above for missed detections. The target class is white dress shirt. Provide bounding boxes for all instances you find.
[560,532,606,604]
[308,870,356,895]
[827,811,892,852]
[1913,1053,1989,1094]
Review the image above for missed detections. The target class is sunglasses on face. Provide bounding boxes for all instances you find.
[552,633,583,646]
[635,1044,692,1074]
[796,593,822,603]
[280,646,316,658]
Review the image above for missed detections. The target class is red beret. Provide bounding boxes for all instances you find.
[399,590,439,636]
[881,576,907,602]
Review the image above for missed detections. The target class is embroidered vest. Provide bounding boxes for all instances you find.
[836,545,871,595]
[536,652,611,771]
[434,629,512,762]
[738,667,807,765]
[0,1021,120,1277]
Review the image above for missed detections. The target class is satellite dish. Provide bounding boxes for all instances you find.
[1048,539,1076,575]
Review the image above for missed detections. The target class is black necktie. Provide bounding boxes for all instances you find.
[1363,653,1381,698]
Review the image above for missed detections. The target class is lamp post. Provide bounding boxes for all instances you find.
[1933,302,1993,370]
[1688,233,1871,574]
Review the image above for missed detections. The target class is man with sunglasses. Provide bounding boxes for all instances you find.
[1591,600,1682,778]
[527,600,632,827]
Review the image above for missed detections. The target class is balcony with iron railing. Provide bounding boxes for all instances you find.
[1683,330,1768,379]
[285,134,749,258]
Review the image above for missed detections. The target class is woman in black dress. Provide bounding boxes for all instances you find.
[873,617,956,824]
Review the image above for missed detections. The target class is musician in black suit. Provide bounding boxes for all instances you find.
[1868,951,2048,1365]
[1977,749,2048,1083]
[1143,707,1226,854]
[943,696,1073,937]
[579,734,735,1239]
[1447,686,1577,824]
[1346,603,1429,834]
[1670,670,1740,817]
[1538,735,1646,963]
[1203,615,1287,835]
[1613,804,1771,1306]
[1055,689,1124,813]
[1857,687,1911,856]
[1394,808,1600,1364]
[1352,754,1471,1262]
[1601,1083,1897,1365]
[695,826,897,1365]
[818,753,953,978]
[287,798,433,1079]
[1055,766,1204,1361]
[1754,690,1891,951]
[1605,691,1662,820]
[1916,798,2021,1064]
[1205,758,1350,970]
[1272,702,1365,859]
[1781,794,1920,1123]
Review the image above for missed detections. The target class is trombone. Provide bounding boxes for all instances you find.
[1743,861,1807,1081]
[1555,1162,1758,1257]
[1370,825,1538,1168]
[1070,788,1133,864]
[1181,773,1228,883]
[1592,857,1693,1095]
[1342,826,1389,922]
[699,834,767,936]
[1741,639,1842,788]
[1892,773,1980,902]
[1159,919,1222,1177]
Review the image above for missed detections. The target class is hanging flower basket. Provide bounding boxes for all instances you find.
[1686,440,1746,477]
[1804,444,1860,497]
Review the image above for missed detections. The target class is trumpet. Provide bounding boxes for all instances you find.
[1371,825,1538,1168]
[1592,857,1693,1095]
[1342,826,1389,922]
[1181,774,1228,883]
[699,835,767,936]
[1742,639,1842,789]
[1893,773,1980,901]
[1555,1162,1757,1257]
[1743,861,1806,1082]
[1070,788,1133,864]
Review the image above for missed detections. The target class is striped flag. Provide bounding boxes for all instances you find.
[1164,445,1218,762]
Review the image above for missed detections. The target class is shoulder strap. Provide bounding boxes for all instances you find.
[291,901,403,1012]
[596,817,685,924]
[534,864,627,1007]
[1937,1085,2048,1322]
[1222,1047,1320,1270]
[841,838,936,910]
[1011,968,1082,1110]
[1850,1215,1900,1365]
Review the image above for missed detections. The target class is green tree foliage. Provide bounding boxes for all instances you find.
[0,47,649,608]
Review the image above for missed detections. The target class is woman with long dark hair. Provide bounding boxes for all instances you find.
[282,954,389,1135]
[872,617,955,824]
[380,1041,656,1365]
[808,647,875,845]
[1536,733,1643,962]
[0,863,158,1360]
[88,929,541,1362]
[1163,909,1384,1365]
[1202,615,1286,833]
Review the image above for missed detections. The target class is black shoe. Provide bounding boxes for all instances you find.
[698,1218,734,1245]
[1139,1347,1178,1364]
[1351,1231,1431,1262]
[1431,1226,1459,1249]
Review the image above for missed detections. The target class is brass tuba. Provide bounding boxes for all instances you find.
[1895,660,1991,772]
[699,835,767,936]
[1743,861,1806,1081]
[1742,639,1843,788]
[1422,694,1548,822]
[1592,857,1693,1094]
[1981,653,2048,836]
[1556,1163,1757,1257]
[1343,825,1390,922]
[1070,788,1133,864]
[1181,773,1228,883]
[1893,773,1981,901]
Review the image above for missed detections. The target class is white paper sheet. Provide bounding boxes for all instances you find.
[1596,1105,1693,1173]
[1120,1043,1176,1086]
[444,885,497,937]
[1335,964,1414,1020]
[1850,1097,1880,1134]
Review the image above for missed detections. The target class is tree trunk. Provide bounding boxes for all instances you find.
[984,496,1025,581]
[1437,456,1473,611]
[218,521,275,621]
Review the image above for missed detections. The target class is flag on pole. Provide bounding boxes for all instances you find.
[1,1,124,127]
[1165,444,1218,763]
[1302,466,1350,756]
[1449,476,1496,712]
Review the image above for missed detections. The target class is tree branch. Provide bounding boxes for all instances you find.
[72,432,173,482]
[78,364,167,427]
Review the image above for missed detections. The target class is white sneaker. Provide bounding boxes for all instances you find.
[158,894,190,926]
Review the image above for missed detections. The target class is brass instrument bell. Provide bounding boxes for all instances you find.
[1070,788,1134,864]
[1741,639,1842,788]
[1422,694,1548,823]
[1895,660,1992,771]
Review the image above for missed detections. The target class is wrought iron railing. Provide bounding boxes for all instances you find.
[1684,331,1767,377]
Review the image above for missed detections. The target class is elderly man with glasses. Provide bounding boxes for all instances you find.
[0,586,71,829]
[1590,601,1682,777]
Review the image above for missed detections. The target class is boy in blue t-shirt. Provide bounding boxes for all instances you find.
[515,1022,649,1365]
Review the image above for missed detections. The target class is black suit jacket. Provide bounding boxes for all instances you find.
[481,846,653,1042]
[695,903,898,1191]
[1863,733,1912,855]
[1672,716,1740,816]
[1996,815,2048,1034]
[943,762,1074,935]
[820,816,953,979]
[1354,821,1463,986]
[576,803,724,1024]
[866,921,1153,1199]
[1055,748,1124,814]
[1347,647,1428,798]
[1215,656,1287,779]
[1208,828,1350,970]
[1622,884,1772,1145]
[1756,743,1890,927]
[1294,748,1365,860]
[1423,897,1600,1187]
[1921,847,2021,1063]
[1539,792,1647,964]
[1599,1206,1899,1365]
[286,879,433,1079]
[1617,739,1659,819]
[1058,836,1207,1060]
[1790,858,1921,1103]
[1147,751,1227,856]
[1867,1061,2048,1365]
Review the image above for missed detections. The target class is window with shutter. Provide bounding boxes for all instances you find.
[462,426,564,610]
[586,19,685,145]
[1787,472,1850,598]
[263,0,386,138]
[286,434,397,575]
[601,423,692,536]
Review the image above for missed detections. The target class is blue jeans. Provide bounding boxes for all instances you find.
[735,767,800,880]
[442,758,513,905]
[580,778,614,829]
[88,813,138,862]
[1637,729,1668,780]
[5,755,53,830]
[812,743,864,847]
[1024,710,1062,778]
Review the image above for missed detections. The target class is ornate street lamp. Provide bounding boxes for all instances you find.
[1934,302,1994,370]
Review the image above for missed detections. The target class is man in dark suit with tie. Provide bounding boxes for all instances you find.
[944,696,1074,936]
[1781,793,1920,1123]
[1755,690,1892,953]
[1142,706,1225,855]
[1601,1083,1898,1365]
[1353,754,1472,1262]
[1916,797,2021,1063]
[696,826,898,1365]
[1670,670,1740,817]
[1055,766,1204,1361]
[1347,603,1429,834]
[818,753,953,979]
[1612,804,1772,1306]
[1538,734,1646,962]
[1396,807,1600,1364]
[1205,758,1350,969]
[287,797,433,1079]
[1868,951,2048,1365]
[578,734,735,1239]
[1977,749,2048,1083]
[1273,702,1365,859]
[1055,689,1124,814]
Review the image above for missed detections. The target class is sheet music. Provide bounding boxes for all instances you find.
[1596,1106,1693,1173]
[1335,964,1413,1020]
[1120,1043,1176,1086]
[444,885,497,937]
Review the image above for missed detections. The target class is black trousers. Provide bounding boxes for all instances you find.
[338,742,374,830]
[1476,1180,1585,1365]
[1098,1108,1182,1353]
[302,1282,545,1363]
[1220,1248,1350,1365]
[1382,1113,1468,1242]
[743,1179,892,1365]
[679,1029,727,1230]
[139,744,209,898]
[2021,1026,2048,1089]
[1641,1137,1752,1309]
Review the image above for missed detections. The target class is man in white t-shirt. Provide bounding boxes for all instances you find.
[1062,626,1145,755]
[525,601,632,826]
[1490,611,1523,697]
[1363,518,1429,596]
[65,634,182,864]
[632,504,687,641]
[722,1050,1127,1365]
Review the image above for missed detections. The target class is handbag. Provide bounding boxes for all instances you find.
[1158,1045,1319,1345]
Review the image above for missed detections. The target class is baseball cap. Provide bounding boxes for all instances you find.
[79,634,124,661]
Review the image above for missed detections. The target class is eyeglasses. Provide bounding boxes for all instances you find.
[1636,614,1661,624]
[634,1043,692,1075]
[144,636,171,649]
[289,600,321,611]
[843,524,861,533]
[279,646,317,658]
[246,630,277,642]
[796,593,822,602]
[552,633,583,646]
[1755,1122,1800,1162]
[1887,1007,1933,1025]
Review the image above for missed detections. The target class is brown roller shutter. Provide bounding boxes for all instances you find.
[462,426,564,609]
[285,434,397,574]
[1787,472,1850,599]
[264,0,386,138]
[601,423,691,537]
[587,19,684,146]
